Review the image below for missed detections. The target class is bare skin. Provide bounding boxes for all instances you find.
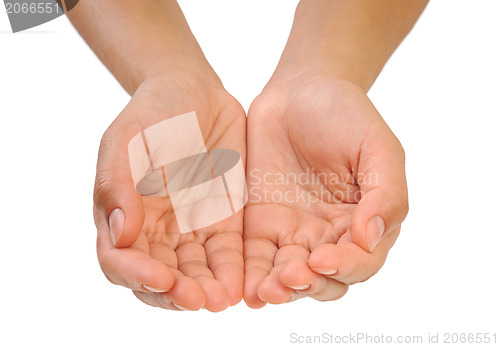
[94,76,246,312]
[69,0,428,311]
[70,1,245,311]
[243,0,427,307]
[244,73,407,307]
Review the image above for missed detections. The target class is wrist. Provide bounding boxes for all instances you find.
[70,0,222,95]
[269,60,368,93]
[137,66,224,101]
[140,58,223,93]
[269,0,379,92]
[127,37,223,95]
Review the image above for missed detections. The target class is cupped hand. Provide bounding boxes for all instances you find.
[94,74,246,312]
[244,74,408,308]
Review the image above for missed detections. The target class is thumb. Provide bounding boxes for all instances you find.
[94,116,145,248]
[350,137,409,253]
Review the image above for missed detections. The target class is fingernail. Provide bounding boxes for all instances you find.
[311,268,338,276]
[290,284,311,291]
[367,216,385,252]
[172,302,190,311]
[109,208,124,246]
[143,284,169,293]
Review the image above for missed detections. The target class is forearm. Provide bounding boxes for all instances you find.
[273,0,429,91]
[68,0,219,94]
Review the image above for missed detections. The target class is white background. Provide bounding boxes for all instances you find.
[1,1,499,346]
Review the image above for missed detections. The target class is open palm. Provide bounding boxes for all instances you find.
[94,76,246,312]
[244,77,408,308]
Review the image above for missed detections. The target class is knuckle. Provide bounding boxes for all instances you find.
[401,199,410,219]
[102,271,118,286]
[93,174,113,209]
[397,141,406,161]
[397,198,409,221]
[98,256,119,286]
[93,127,118,209]
[392,136,406,160]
